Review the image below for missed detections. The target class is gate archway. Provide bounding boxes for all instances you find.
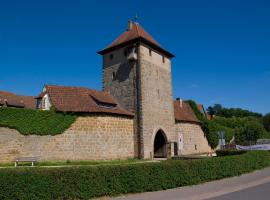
[153,130,167,158]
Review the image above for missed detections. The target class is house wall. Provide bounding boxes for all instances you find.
[175,122,211,155]
[0,114,135,162]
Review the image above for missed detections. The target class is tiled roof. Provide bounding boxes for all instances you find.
[0,91,36,109]
[174,100,200,123]
[42,85,134,117]
[0,91,32,108]
[98,21,174,57]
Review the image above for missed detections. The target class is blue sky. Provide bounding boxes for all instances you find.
[0,0,269,114]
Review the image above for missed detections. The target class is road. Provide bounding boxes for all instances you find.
[104,167,270,200]
[208,182,270,200]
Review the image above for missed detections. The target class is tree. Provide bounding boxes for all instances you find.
[207,106,215,116]
[263,113,270,131]
[235,120,264,145]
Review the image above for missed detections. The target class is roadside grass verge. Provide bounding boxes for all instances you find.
[0,158,144,168]
[0,151,269,200]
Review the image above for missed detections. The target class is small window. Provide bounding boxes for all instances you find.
[162,56,165,63]
[195,145,197,150]
[110,54,114,60]
[42,98,46,109]
[149,49,152,56]
[112,72,116,80]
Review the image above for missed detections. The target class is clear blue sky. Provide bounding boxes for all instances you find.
[0,0,269,114]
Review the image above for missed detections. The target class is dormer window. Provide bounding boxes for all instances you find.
[110,54,114,60]
[90,94,117,110]
[162,56,165,63]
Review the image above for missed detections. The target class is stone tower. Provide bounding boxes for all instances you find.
[98,21,177,159]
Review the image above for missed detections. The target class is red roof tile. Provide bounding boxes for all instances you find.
[43,85,134,117]
[174,100,200,123]
[98,21,174,57]
[0,91,36,109]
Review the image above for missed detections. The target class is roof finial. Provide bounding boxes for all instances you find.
[134,13,139,23]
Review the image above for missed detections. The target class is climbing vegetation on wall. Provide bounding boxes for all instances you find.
[186,100,219,149]
[0,107,77,135]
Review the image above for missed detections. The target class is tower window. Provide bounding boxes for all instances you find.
[162,56,165,63]
[112,72,116,80]
[149,49,152,56]
[110,54,114,60]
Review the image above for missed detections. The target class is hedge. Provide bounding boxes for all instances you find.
[0,107,76,135]
[216,150,247,157]
[0,151,269,200]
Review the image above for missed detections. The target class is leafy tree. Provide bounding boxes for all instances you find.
[215,107,262,118]
[207,103,263,118]
[235,120,264,145]
[207,106,215,116]
[263,113,270,131]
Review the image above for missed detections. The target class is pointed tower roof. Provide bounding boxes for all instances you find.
[98,21,174,58]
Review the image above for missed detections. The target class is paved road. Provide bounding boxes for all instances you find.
[103,167,270,200]
[208,182,270,200]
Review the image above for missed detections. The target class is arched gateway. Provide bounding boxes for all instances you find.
[153,130,168,158]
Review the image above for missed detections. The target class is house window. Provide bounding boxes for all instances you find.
[162,56,165,63]
[149,49,152,56]
[112,72,116,80]
[42,98,46,109]
[195,144,197,150]
[110,54,114,60]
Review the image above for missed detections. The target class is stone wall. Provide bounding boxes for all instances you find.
[102,46,139,157]
[138,45,177,159]
[175,122,211,155]
[0,114,135,163]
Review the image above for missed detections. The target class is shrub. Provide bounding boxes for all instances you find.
[0,151,269,200]
[0,107,76,135]
[216,150,247,157]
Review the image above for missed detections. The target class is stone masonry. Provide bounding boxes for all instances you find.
[138,45,176,158]
[102,43,177,159]
[175,122,211,155]
[0,114,134,162]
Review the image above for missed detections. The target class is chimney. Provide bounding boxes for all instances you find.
[127,20,133,31]
[176,97,183,108]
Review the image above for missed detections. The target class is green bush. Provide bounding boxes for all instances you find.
[0,151,269,200]
[216,150,247,157]
[0,107,76,135]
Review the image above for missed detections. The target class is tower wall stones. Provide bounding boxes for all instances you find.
[138,45,177,158]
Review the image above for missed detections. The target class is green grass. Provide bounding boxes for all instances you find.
[0,158,145,168]
[0,107,76,135]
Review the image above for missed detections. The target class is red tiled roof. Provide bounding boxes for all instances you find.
[106,22,160,49]
[43,85,134,117]
[174,100,200,123]
[98,21,174,57]
[0,91,36,109]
